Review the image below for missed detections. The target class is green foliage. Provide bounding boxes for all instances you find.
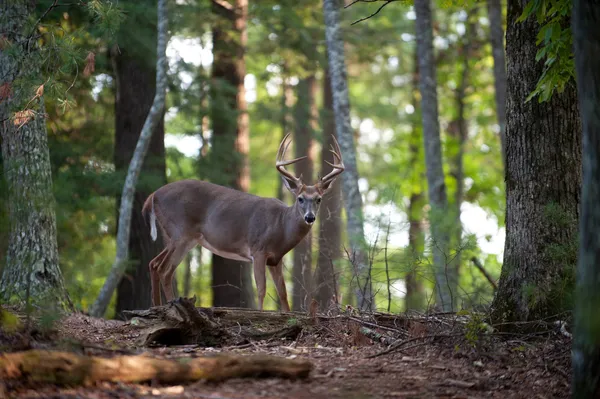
[517,0,574,103]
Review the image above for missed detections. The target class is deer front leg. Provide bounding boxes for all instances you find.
[268,260,290,312]
[252,254,267,310]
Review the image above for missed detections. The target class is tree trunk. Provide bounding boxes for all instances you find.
[572,1,600,395]
[277,71,294,203]
[323,0,372,311]
[210,0,255,309]
[291,76,317,311]
[414,0,452,312]
[405,54,425,311]
[0,1,71,310]
[486,0,508,165]
[113,0,167,318]
[89,0,169,318]
[490,0,581,324]
[314,70,342,311]
[446,15,474,310]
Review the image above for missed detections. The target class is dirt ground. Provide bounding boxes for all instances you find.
[0,305,572,399]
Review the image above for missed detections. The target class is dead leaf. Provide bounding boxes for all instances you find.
[83,52,96,77]
[13,110,35,127]
[0,35,9,50]
[0,83,11,102]
[36,84,44,98]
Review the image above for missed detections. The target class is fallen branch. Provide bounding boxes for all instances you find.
[0,349,313,386]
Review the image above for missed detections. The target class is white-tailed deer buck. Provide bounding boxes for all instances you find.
[142,133,344,311]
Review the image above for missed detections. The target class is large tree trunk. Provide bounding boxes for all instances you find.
[414,0,452,312]
[314,70,342,311]
[113,0,167,318]
[0,1,71,309]
[486,0,508,165]
[210,0,255,309]
[491,0,581,324]
[292,76,317,311]
[323,0,372,311]
[89,0,169,318]
[572,1,600,395]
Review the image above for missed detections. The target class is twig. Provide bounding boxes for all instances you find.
[470,257,498,290]
[367,333,462,359]
[351,1,394,26]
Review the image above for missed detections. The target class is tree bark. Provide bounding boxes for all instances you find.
[315,70,342,311]
[446,15,474,309]
[572,1,600,396]
[89,0,169,318]
[486,0,508,165]
[113,0,167,318]
[292,76,317,311]
[405,54,425,311]
[491,0,581,324]
[210,0,255,309]
[0,1,71,309]
[414,0,452,312]
[323,0,372,311]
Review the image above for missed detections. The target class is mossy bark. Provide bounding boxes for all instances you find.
[0,1,71,310]
[491,0,581,325]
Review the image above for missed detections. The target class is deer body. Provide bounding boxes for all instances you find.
[143,134,344,312]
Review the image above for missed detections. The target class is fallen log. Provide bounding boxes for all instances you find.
[0,349,313,386]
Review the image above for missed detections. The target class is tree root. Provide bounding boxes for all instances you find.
[0,349,313,386]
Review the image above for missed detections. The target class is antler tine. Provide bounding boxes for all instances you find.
[320,134,345,185]
[275,132,305,183]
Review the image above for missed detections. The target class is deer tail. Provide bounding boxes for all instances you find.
[142,193,158,241]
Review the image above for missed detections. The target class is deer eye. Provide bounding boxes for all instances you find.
[316,198,322,204]
[298,197,304,204]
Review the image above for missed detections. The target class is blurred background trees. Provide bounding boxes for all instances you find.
[2,0,536,318]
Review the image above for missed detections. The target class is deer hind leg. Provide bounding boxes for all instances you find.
[149,246,173,306]
[157,237,197,303]
[252,254,267,311]
[268,260,290,312]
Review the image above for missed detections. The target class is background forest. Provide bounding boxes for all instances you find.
[0,0,568,324]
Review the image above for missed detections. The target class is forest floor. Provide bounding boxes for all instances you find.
[0,301,572,399]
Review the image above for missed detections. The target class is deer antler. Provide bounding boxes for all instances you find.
[276,132,307,185]
[320,134,345,186]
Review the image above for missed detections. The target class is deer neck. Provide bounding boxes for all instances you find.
[283,203,312,246]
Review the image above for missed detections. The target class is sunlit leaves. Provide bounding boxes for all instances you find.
[517,0,574,103]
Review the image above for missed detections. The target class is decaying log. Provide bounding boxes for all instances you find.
[123,297,229,346]
[122,298,307,347]
[0,349,313,386]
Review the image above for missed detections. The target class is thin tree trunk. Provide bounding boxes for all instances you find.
[414,0,452,312]
[323,0,372,311]
[210,0,255,309]
[0,1,71,310]
[277,73,294,203]
[572,1,600,395]
[490,0,581,324]
[89,0,169,318]
[486,0,508,165]
[113,0,167,318]
[446,15,474,309]
[292,76,317,311]
[315,70,342,311]
[405,53,425,311]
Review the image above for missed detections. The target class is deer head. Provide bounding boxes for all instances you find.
[275,132,345,225]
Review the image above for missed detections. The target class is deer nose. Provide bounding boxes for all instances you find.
[304,213,316,224]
